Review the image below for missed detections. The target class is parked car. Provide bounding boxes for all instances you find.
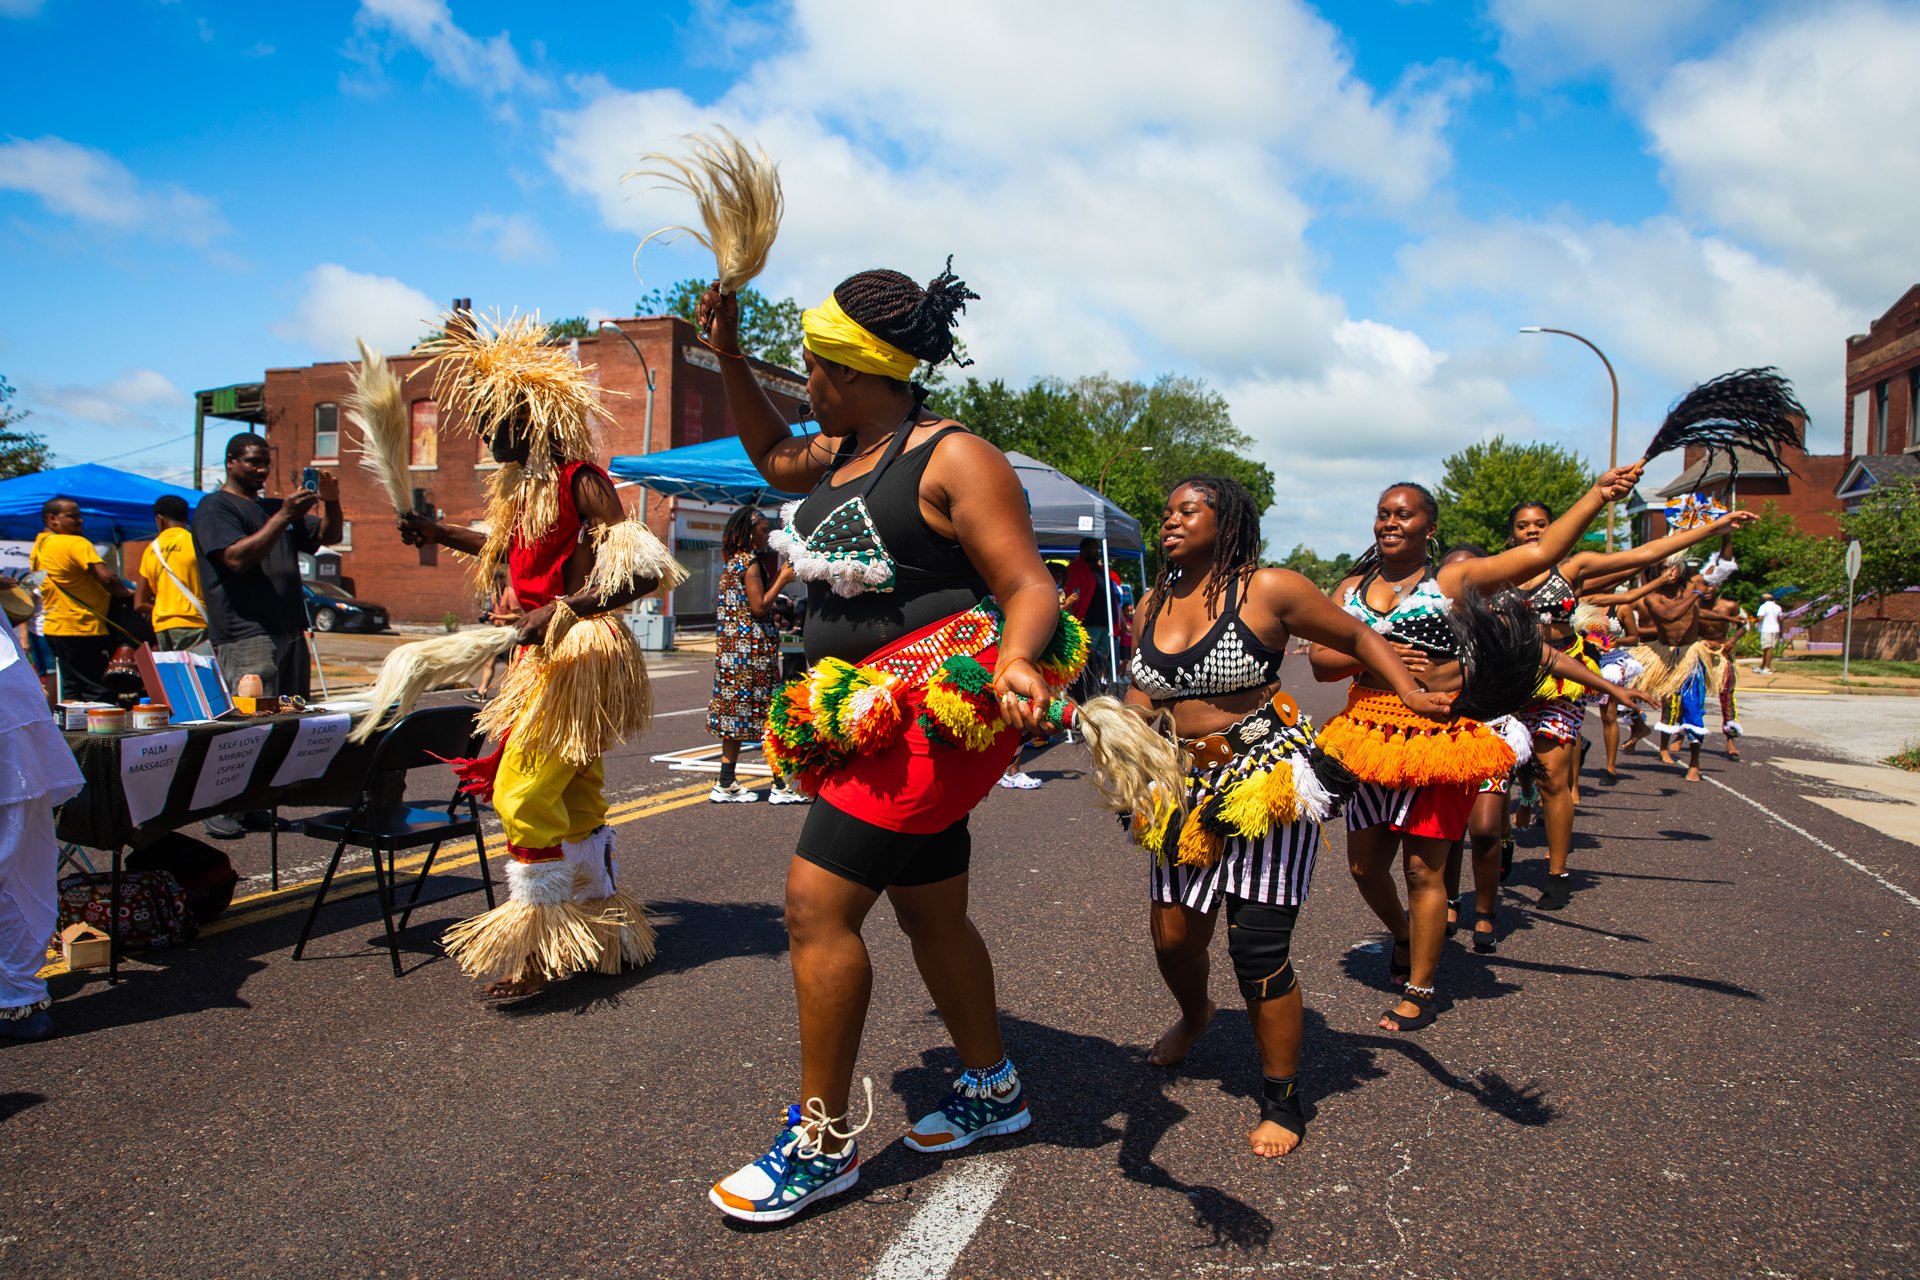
[302,579,390,633]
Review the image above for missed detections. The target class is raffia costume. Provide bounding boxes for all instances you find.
[366,313,686,984]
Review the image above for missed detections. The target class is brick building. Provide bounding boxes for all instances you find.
[1836,284,1920,512]
[1640,429,1848,541]
[196,313,806,625]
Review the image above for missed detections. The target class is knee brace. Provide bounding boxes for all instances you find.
[1225,899,1299,1002]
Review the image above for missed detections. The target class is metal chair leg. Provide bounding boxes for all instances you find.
[398,840,443,931]
[368,842,404,978]
[108,846,123,985]
[473,810,494,909]
[293,832,355,960]
[269,807,280,891]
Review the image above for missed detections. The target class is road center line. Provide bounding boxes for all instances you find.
[867,1156,1013,1280]
[1706,775,1920,912]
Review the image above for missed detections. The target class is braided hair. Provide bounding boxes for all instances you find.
[721,504,764,557]
[833,257,978,406]
[1143,474,1262,633]
[1348,481,1441,582]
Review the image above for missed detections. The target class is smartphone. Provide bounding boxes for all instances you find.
[301,466,321,493]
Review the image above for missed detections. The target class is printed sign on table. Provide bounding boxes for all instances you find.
[188,724,273,814]
[269,713,352,787]
[120,730,189,828]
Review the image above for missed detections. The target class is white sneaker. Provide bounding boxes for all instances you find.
[710,783,761,803]
[767,784,811,805]
[997,770,1043,790]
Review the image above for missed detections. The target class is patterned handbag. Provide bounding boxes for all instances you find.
[56,870,198,951]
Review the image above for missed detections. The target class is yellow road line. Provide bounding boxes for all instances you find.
[200,778,771,937]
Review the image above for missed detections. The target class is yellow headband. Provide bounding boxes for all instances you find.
[800,294,920,380]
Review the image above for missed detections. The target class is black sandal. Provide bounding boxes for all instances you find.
[1386,938,1411,989]
[1499,836,1515,883]
[1472,910,1497,954]
[1381,985,1436,1033]
[1258,1075,1306,1144]
[1539,873,1572,911]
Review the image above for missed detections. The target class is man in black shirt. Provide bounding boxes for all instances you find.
[192,433,342,699]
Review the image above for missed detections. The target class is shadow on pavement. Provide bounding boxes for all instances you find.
[0,1091,47,1124]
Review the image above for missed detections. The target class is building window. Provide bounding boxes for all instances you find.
[328,521,352,551]
[315,403,339,459]
[410,399,438,468]
[1876,381,1890,453]
[1908,369,1919,451]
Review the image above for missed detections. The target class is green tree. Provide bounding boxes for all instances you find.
[1270,543,1355,591]
[0,376,48,479]
[1435,436,1596,554]
[638,279,804,369]
[545,316,594,341]
[1844,477,1920,609]
[1721,502,1844,610]
[930,372,1275,570]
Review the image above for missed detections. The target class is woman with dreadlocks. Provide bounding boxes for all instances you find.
[696,264,1082,1223]
[1310,471,1637,1031]
[1501,499,1754,910]
[1128,476,1448,1158]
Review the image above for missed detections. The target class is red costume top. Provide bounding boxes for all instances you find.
[508,461,611,609]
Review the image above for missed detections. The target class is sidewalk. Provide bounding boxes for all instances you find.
[1738,660,1920,698]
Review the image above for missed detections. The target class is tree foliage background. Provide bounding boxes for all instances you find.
[0,375,48,479]
[1434,436,1597,554]
[639,280,803,368]
[930,373,1275,577]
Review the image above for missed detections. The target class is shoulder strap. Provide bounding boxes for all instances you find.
[153,538,207,619]
[855,414,935,501]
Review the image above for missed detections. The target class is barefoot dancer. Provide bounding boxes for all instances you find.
[700,265,1070,1223]
[1501,501,1753,908]
[1631,526,1750,784]
[1127,476,1445,1158]
[392,312,682,998]
[1312,470,1637,1032]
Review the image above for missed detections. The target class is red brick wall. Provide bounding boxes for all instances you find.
[254,316,805,624]
[1844,285,1920,459]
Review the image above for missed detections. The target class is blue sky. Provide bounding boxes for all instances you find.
[3,0,1911,553]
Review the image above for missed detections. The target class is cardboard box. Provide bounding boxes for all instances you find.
[59,923,111,970]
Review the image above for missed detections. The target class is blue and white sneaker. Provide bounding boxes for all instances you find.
[905,1058,1031,1153]
[710,1105,860,1223]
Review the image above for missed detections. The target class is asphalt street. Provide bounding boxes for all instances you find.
[5,654,1918,1279]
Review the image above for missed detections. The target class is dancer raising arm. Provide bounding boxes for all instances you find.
[1127,476,1449,1160]
[698,265,1068,1224]
[1309,468,1637,1032]
[1501,501,1753,907]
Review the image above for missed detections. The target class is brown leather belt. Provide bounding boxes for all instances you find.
[1182,691,1301,770]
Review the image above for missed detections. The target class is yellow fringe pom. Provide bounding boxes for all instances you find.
[923,677,1004,752]
[1216,772,1273,840]
[1175,807,1225,868]
[1261,763,1302,824]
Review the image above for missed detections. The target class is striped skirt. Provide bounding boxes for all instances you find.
[1150,815,1320,913]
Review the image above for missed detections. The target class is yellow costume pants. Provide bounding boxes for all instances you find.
[493,735,606,856]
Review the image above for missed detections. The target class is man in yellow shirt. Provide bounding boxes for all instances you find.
[135,495,209,652]
[28,498,130,702]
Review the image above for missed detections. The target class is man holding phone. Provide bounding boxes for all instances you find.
[192,434,342,836]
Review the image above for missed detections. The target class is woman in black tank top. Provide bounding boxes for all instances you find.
[699,267,1061,1223]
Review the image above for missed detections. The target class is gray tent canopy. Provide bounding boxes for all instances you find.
[1004,451,1143,557]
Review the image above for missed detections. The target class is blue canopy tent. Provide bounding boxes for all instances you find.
[0,462,204,542]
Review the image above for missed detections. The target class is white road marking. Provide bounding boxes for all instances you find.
[1706,776,1920,912]
[651,706,709,718]
[867,1156,1013,1280]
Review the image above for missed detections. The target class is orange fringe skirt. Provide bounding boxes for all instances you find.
[1315,684,1517,789]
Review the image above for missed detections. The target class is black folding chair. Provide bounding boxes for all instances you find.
[292,706,495,976]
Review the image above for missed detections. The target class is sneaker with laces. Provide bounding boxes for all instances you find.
[709,783,760,803]
[905,1060,1030,1152]
[766,784,811,805]
[710,1109,861,1223]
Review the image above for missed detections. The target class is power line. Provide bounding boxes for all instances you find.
[82,431,196,465]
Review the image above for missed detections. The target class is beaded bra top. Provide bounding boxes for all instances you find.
[1342,567,1459,657]
[769,418,928,599]
[1525,568,1578,623]
[1130,575,1288,701]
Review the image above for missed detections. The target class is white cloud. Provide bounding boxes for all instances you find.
[466,211,554,264]
[1486,0,1726,89]
[352,0,547,97]
[1646,2,1920,301]
[274,263,441,359]
[0,135,229,246]
[30,369,192,471]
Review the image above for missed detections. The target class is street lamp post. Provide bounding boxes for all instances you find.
[1094,445,1152,684]
[598,321,658,467]
[1521,326,1621,551]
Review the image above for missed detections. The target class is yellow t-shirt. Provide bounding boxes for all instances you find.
[139,526,206,632]
[31,531,107,637]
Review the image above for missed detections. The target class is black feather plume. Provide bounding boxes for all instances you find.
[1641,367,1806,483]
[1448,587,1546,722]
